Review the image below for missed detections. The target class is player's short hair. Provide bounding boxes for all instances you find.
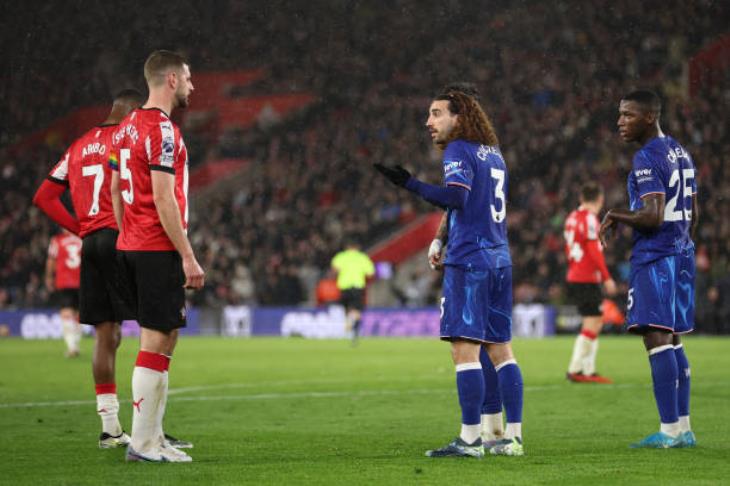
[113,88,144,104]
[144,50,188,86]
[622,90,662,115]
[580,182,603,203]
[434,83,498,147]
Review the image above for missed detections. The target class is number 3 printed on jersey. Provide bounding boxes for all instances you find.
[120,148,134,204]
[490,168,506,223]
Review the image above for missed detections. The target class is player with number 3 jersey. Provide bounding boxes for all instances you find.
[600,90,697,449]
[374,83,524,458]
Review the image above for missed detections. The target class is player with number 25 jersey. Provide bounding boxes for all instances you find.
[111,107,189,251]
[625,134,696,333]
[600,90,697,449]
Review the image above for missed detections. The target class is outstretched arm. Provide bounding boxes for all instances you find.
[373,163,468,210]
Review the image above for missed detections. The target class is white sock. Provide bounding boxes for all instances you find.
[568,334,592,374]
[583,338,599,376]
[660,421,681,438]
[156,371,169,446]
[481,412,504,441]
[62,319,80,353]
[679,416,691,433]
[505,422,522,440]
[460,423,481,444]
[96,393,122,436]
[131,366,165,453]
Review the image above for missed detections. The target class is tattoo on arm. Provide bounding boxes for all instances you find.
[435,213,448,243]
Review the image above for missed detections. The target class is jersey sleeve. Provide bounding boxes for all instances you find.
[442,142,473,190]
[363,255,375,277]
[632,150,664,198]
[585,213,599,240]
[585,238,611,281]
[331,253,342,271]
[147,120,176,174]
[48,149,71,185]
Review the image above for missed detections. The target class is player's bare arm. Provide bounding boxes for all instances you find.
[110,170,123,231]
[428,213,448,270]
[599,193,664,247]
[151,171,204,289]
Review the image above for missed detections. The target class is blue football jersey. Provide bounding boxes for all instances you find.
[442,140,511,269]
[628,135,696,265]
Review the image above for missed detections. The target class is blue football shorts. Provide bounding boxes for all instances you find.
[626,249,695,334]
[440,264,513,344]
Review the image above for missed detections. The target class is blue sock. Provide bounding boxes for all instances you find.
[456,363,485,426]
[496,361,523,424]
[674,345,690,417]
[479,348,502,414]
[649,346,679,425]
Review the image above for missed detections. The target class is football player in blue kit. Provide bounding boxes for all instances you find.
[600,90,697,449]
[374,83,524,458]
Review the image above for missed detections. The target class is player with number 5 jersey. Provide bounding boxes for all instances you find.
[110,50,204,464]
[600,90,697,449]
[374,83,524,459]
[111,108,190,251]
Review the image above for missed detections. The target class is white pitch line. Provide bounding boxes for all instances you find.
[3,381,725,410]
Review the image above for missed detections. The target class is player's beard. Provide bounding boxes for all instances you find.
[175,89,189,109]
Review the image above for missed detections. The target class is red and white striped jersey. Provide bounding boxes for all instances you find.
[48,125,119,237]
[564,208,611,283]
[48,232,82,289]
[110,108,189,251]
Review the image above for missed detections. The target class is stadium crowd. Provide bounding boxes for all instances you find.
[2,0,729,331]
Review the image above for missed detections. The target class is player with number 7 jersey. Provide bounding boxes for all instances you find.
[33,89,145,449]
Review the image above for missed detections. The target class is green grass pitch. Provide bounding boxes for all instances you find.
[1,336,729,485]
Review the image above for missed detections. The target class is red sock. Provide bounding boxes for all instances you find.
[135,351,170,372]
[95,383,117,395]
[581,329,598,340]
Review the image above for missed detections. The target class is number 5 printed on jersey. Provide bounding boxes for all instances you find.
[120,148,134,204]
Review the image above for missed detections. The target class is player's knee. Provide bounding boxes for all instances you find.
[450,340,481,364]
[642,329,673,351]
[486,343,514,366]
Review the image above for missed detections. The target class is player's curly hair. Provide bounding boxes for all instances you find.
[434,85,499,148]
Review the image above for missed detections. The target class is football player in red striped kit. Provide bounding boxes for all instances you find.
[111,50,204,463]
[563,182,617,383]
[35,90,145,448]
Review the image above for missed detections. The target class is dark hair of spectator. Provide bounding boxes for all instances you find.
[144,50,188,86]
[580,181,603,203]
[622,89,662,116]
